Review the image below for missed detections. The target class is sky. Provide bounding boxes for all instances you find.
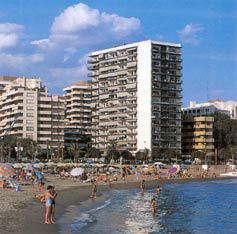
[0,0,236,106]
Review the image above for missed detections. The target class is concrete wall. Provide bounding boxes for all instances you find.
[137,40,152,151]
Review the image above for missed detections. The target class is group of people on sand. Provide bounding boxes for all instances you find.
[36,185,57,224]
[140,180,161,214]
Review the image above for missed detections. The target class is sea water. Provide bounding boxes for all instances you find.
[59,179,237,234]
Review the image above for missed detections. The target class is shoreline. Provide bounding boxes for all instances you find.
[11,176,233,234]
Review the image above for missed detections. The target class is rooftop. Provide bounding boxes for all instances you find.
[89,40,181,56]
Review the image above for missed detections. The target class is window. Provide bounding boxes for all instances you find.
[27,99,34,104]
[27,106,34,110]
[27,113,34,117]
[26,120,34,124]
[26,126,34,131]
[26,134,33,139]
[27,93,34,97]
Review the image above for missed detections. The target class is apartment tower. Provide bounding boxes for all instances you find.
[63,81,92,147]
[0,77,65,150]
[88,40,182,156]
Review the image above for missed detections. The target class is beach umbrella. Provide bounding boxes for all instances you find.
[57,162,66,167]
[33,162,44,169]
[70,167,84,177]
[13,163,23,169]
[24,163,33,171]
[46,162,56,167]
[168,167,178,175]
[0,165,14,178]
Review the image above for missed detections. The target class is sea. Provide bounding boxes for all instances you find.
[58,179,237,234]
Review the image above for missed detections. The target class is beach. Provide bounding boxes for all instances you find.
[0,166,230,234]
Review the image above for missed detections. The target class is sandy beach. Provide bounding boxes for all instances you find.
[0,165,231,234]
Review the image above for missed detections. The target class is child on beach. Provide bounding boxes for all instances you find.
[35,185,55,224]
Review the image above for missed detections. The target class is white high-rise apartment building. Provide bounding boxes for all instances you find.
[0,77,65,150]
[89,40,182,155]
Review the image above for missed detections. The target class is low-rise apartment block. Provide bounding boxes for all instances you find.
[182,115,215,157]
[183,100,237,119]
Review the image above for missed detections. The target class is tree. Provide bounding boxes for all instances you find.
[120,150,133,160]
[213,112,237,162]
[68,144,85,162]
[191,150,206,162]
[106,140,120,162]
[86,147,101,159]
[136,148,150,163]
[0,136,38,162]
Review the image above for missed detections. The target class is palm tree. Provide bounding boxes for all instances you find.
[143,148,150,163]
[106,140,120,162]
[136,148,150,164]
[68,144,85,162]
[86,147,101,159]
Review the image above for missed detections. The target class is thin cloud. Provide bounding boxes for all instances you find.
[177,23,203,45]
[0,22,24,50]
[211,89,225,94]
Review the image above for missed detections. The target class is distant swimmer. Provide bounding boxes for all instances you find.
[151,197,158,214]
[156,186,161,195]
[140,180,145,195]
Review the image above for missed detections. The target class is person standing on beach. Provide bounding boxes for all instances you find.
[36,170,44,192]
[91,180,97,198]
[50,185,57,224]
[140,180,145,195]
[35,185,54,224]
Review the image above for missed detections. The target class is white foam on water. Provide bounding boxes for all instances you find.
[71,213,94,232]
[58,198,112,233]
[210,179,237,184]
[88,199,111,213]
[70,199,112,233]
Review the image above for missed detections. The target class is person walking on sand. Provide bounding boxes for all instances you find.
[140,180,145,195]
[91,180,97,198]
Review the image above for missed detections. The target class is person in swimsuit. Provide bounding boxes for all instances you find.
[36,185,54,224]
[156,186,161,195]
[151,197,158,214]
[140,180,145,195]
[91,180,97,198]
[50,185,57,224]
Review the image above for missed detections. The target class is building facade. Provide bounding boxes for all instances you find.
[63,81,91,148]
[183,100,237,118]
[0,77,65,150]
[182,115,215,157]
[89,40,182,155]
